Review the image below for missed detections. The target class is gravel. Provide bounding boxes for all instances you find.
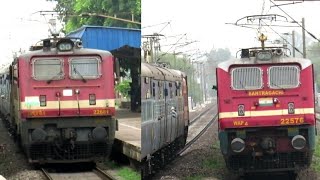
[0,119,44,180]
[153,105,320,180]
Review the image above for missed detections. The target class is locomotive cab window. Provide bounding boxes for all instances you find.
[69,57,101,80]
[231,67,263,90]
[268,65,300,89]
[32,58,64,80]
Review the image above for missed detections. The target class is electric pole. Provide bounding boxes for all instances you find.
[292,30,295,57]
[302,18,306,58]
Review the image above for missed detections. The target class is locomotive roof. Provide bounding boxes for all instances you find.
[142,62,183,81]
[217,57,312,72]
[18,47,112,60]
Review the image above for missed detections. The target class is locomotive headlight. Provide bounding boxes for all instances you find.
[291,135,306,150]
[56,39,74,52]
[31,128,47,141]
[288,102,295,114]
[256,51,272,61]
[89,94,96,105]
[75,89,80,94]
[92,127,107,141]
[273,98,279,104]
[57,42,73,51]
[231,138,245,153]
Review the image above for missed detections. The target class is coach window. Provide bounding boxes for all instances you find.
[158,81,163,99]
[169,82,173,98]
[32,58,64,80]
[69,57,101,80]
[152,81,156,98]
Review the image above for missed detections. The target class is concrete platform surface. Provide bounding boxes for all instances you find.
[114,108,141,161]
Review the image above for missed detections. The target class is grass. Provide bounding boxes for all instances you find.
[202,157,224,169]
[202,141,224,169]
[118,167,141,180]
[104,161,141,180]
[312,135,320,172]
[104,160,119,169]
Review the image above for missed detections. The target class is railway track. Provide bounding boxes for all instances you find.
[179,114,218,155]
[189,103,216,125]
[41,166,117,180]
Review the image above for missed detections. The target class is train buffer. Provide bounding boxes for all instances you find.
[113,108,141,162]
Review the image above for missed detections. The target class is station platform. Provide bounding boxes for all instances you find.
[113,108,141,162]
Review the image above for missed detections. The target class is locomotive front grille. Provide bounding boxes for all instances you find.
[29,142,111,161]
[227,152,311,171]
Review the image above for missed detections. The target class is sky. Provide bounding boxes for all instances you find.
[142,0,320,59]
[1,0,320,66]
[0,0,59,66]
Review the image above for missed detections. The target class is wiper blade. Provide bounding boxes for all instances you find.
[47,71,63,84]
[239,80,248,91]
[73,67,87,83]
[271,82,284,90]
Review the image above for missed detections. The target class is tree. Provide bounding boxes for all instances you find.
[51,0,141,33]
[306,42,320,88]
[158,53,204,104]
[115,79,131,99]
[206,48,231,97]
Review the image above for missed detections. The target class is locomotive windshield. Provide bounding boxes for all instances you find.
[32,58,63,80]
[69,57,101,79]
[231,67,263,90]
[268,65,300,89]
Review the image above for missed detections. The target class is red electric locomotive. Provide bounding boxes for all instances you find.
[0,37,117,163]
[214,35,316,173]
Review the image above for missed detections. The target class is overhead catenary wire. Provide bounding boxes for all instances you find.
[261,20,304,55]
[142,21,171,29]
[270,0,320,42]
[157,33,187,62]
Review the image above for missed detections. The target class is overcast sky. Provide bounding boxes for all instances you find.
[0,0,58,66]
[142,0,320,58]
[1,0,320,66]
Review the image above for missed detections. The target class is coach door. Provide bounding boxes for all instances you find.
[141,76,153,158]
[165,80,176,144]
[151,79,162,151]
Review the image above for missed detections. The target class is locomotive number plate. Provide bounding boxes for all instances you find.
[93,109,109,115]
[280,117,304,125]
[233,120,248,126]
[28,110,46,117]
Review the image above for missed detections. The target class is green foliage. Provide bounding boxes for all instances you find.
[312,135,320,171]
[158,53,204,104]
[118,167,141,180]
[307,42,320,88]
[206,48,231,97]
[115,79,131,98]
[51,0,141,33]
[104,160,119,169]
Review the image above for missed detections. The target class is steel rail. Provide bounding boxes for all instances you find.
[41,168,53,180]
[178,113,218,155]
[189,103,216,125]
[93,167,117,180]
